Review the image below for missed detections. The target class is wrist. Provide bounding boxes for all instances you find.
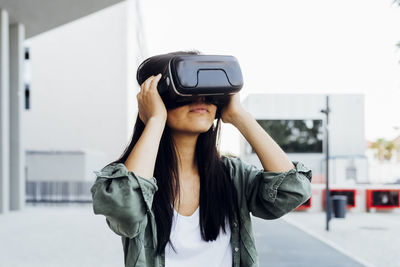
[230,110,251,127]
[148,115,167,124]
[146,116,167,131]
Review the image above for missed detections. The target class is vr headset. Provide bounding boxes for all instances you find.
[156,55,243,109]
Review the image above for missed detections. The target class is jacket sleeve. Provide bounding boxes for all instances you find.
[90,162,158,238]
[222,156,312,220]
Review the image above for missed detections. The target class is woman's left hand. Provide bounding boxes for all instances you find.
[220,92,246,124]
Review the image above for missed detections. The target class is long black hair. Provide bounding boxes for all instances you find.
[108,50,238,255]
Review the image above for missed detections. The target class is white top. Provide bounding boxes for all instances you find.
[165,205,232,267]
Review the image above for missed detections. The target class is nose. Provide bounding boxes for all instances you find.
[194,96,206,103]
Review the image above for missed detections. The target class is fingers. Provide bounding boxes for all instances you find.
[149,74,162,91]
[140,74,162,94]
[141,75,154,93]
[137,73,162,105]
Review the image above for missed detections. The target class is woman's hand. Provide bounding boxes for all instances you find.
[220,92,246,125]
[137,74,167,124]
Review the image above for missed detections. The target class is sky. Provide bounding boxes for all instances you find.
[141,0,400,155]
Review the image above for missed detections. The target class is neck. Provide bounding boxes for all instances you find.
[172,131,199,179]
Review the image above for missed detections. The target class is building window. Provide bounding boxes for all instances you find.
[25,47,30,60]
[25,83,30,109]
[251,119,323,153]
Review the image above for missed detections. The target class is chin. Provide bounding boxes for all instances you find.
[168,115,215,133]
[190,125,213,133]
[183,121,214,133]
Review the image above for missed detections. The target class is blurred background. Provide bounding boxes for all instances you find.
[0,0,400,266]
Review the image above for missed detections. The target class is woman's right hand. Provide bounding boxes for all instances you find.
[137,73,167,124]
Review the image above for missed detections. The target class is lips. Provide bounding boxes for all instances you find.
[189,104,209,112]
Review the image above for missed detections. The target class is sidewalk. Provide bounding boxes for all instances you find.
[0,204,385,267]
[0,204,124,267]
[281,210,400,267]
[251,215,365,267]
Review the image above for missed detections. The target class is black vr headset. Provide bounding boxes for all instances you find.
[155,55,243,109]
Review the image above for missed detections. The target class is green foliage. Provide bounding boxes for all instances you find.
[253,120,323,153]
[370,138,398,161]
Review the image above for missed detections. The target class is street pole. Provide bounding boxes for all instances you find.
[320,95,331,231]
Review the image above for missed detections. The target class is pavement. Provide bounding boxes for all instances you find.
[0,204,397,267]
[0,204,124,267]
[252,215,365,267]
[281,210,400,267]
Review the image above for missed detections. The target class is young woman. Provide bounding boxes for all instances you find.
[90,51,313,267]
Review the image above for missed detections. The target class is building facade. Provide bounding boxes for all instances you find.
[240,93,368,186]
[0,0,145,213]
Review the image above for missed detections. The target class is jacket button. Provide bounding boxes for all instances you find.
[269,192,274,197]
[234,247,239,252]
[233,222,237,227]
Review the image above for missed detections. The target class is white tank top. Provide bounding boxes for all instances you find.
[165,205,233,267]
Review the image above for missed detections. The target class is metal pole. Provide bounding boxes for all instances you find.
[320,95,331,231]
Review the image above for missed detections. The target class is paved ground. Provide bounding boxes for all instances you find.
[282,210,400,267]
[252,216,365,267]
[0,204,124,267]
[0,204,395,267]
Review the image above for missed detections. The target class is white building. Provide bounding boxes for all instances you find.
[0,0,145,213]
[240,93,369,186]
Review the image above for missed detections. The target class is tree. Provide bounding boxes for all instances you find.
[371,138,386,161]
[370,138,399,162]
[254,120,323,153]
[384,141,397,160]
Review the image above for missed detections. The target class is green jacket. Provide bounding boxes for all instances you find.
[90,156,312,267]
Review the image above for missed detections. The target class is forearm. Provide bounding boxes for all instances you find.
[232,111,295,172]
[124,116,166,179]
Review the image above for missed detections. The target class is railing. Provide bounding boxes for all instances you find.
[26,181,93,203]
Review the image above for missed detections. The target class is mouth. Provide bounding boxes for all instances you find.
[190,109,208,114]
[189,105,209,113]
